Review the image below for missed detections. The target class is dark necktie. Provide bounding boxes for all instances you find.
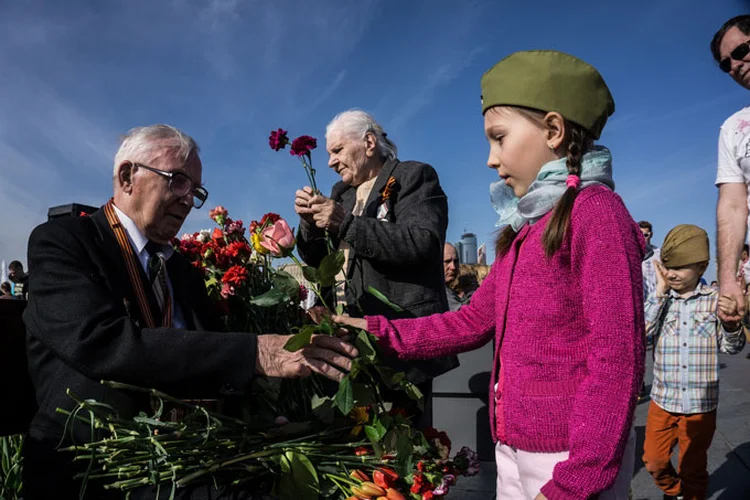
[145,241,172,327]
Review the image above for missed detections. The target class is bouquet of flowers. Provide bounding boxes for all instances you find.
[58,129,478,499]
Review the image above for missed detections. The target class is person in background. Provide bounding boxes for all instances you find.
[642,224,745,500]
[711,15,750,325]
[8,260,29,299]
[443,243,464,311]
[0,281,14,299]
[640,221,661,301]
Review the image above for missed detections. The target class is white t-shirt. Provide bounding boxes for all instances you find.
[716,106,750,228]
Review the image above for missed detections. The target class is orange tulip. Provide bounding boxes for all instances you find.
[359,482,386,497]
[385,488,406,500]
[350,486,372,499]
[373,468,399,489]
[350,469,371,482]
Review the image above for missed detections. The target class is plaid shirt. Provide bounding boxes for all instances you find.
[645,285,745,414]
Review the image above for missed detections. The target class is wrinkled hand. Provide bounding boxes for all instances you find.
[255,334,358,382]
[654,261,670,296]
[309,195,346,233]
[534,494,548,500]
[333,314,368,333]
[718,281,746,324]
[294,186,316,224]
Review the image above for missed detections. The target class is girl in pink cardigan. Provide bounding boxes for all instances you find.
[337,51,645,500]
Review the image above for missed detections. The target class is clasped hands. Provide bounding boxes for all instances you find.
[254,316,373,382]
[294,186,346,233]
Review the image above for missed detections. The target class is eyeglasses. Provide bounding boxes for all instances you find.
[132,162,208,209]
[720,40,750,73]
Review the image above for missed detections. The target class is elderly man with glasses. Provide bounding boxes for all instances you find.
[712,15,750,327]
[22,124,357,499]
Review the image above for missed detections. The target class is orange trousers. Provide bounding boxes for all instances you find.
[642,401,716,500]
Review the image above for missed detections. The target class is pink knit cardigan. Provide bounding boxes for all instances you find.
[367,186,645,500]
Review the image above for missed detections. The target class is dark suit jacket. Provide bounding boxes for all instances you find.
[297,159,459,384]
[23,209,258,499]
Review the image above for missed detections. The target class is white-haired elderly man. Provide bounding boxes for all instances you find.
[22,124,357,499]
[295,109,458,426]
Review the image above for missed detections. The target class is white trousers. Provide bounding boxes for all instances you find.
[495,427,635,499]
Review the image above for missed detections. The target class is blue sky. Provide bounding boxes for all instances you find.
[1,0,748,281]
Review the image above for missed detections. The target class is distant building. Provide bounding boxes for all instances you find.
[456,232,477,265]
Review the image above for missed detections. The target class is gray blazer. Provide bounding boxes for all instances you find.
[297,158,459,383]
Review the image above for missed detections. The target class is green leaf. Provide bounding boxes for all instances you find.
[316,317,334,335]
[364,418,387,444]
[374,364,399,387]
[302,266,319,284]
[333,375,354,415]
[283,329,313,352]
[354,331,378,363]
[402,381,424,407]
[277,451,320,500]
[273,270,301,299]
[249,288,289,307]
[366,286,404,312]
[348,358,362,380]
[335,302,344,316]
[318,251,345,287]
[395,429,414,477]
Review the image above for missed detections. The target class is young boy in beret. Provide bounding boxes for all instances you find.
[642,224,746,500]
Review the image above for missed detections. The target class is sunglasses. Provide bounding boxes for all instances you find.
[720,40,750,73]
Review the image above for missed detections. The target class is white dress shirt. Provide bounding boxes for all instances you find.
[113,205,186,328]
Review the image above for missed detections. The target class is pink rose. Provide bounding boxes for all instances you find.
[259,219,295,257]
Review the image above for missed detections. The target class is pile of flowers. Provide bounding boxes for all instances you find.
[58,128,479,499]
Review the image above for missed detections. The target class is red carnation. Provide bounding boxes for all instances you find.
[290,135,317,157]
[222,265,248,287]
[225,219,245,237]
[224,241,251,259]
[260,212,281,226]
[269,128,290,151]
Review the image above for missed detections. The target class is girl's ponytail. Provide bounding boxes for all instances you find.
[541,124,593,257]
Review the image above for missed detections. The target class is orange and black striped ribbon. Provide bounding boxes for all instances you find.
[103,199,166,328]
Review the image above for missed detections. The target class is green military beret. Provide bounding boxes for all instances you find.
[480,50,615,139]
[661,224,710,268]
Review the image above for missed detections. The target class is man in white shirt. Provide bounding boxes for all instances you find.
[712,15,750,324]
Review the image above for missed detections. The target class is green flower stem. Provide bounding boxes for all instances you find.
[175,448,280,486]
[99,381,245,425]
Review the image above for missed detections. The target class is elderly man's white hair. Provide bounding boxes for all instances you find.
[325,109,397,162]
[113,124,200,177]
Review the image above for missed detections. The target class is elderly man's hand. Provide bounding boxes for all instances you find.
[294,186,316,224]
[255,334,358,382]
[309,195,347,233]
